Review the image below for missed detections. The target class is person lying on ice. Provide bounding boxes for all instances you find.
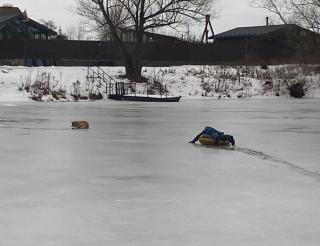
[189,126,235,146]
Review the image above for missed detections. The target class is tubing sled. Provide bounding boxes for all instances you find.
[198,134,231,146]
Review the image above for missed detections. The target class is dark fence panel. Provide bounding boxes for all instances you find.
[0,40,25,59]
[0,40,118,60]
[0,39,319,66]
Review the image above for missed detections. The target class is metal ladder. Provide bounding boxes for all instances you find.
[86,66,126,95]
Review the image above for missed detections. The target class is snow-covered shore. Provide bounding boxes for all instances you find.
[0,65,319,101]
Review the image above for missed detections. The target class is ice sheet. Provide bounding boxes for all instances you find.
[0,99,320,246]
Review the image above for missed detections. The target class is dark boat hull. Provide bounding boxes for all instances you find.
[108,95,181,102]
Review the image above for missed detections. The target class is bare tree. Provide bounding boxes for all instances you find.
[249,0,320,33]
[65,21,87,40]
[76,22,87,40]
[74,0,218,80]
[39,19,58,31]
[66,25,76,40]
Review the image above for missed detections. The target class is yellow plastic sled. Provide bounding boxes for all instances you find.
[199,135,230,146]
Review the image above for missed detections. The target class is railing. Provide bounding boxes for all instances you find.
[86,67,170,98]
[86,66,131,95]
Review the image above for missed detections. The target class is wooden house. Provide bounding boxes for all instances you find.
[0,5,57,40]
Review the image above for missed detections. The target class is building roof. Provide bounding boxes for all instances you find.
[0,6,22,17]
[0,6,22,23]
[0,6,57,36]
[213,24,296,39]
[118,28,188,43]
[0,15,14,23]
[145,31,187,43]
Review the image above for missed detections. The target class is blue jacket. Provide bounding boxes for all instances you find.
[191,127,224,143]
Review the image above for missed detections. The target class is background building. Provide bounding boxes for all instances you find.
[0,5,57,40]
[212,24,320,64]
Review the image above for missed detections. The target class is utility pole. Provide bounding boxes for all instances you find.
[201,15,215,44]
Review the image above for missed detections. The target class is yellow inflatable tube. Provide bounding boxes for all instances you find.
[199,135,230,146]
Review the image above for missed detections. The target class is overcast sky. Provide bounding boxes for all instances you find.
[1,0,269,35]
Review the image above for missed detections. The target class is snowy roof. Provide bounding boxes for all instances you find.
[213,24,296,39]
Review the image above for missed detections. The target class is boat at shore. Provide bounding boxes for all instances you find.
[108,94,181,102]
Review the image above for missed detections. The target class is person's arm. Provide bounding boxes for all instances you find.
[189,131,204,143]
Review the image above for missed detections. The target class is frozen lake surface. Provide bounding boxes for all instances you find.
[1,99,320,246]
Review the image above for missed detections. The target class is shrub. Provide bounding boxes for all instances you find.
[289,83,305,98]
[89,93,103,100]
[20,71,67,101]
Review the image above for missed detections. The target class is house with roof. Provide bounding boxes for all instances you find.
[0,5,57,40]
[101,28,187,43]
[121,29,186,43]
[213,23,320,47]
[210,24,320,64]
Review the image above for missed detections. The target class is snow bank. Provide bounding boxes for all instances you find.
[0,65,319,101]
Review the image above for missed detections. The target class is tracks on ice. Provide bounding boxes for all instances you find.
[236,147,320,179]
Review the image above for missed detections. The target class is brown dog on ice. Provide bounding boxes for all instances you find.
[71,121,89,129]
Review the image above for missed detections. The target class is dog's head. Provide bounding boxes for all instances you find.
[71,121,79,128]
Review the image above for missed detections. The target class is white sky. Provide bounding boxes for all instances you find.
[0,0,269,35]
